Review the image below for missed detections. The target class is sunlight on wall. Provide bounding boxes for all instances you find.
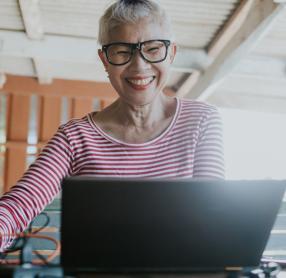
[220,108,286,180]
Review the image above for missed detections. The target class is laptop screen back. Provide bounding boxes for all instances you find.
[61,178,285,273]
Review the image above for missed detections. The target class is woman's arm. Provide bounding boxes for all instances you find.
[193,106,225,179]
[0,126,73,251]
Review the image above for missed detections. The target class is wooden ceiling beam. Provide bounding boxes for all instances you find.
[0,30,99,63]
[178,0,285,100]
[207,0,253,59]
[175,0,254,98]
[18,0,53,84]
[18,0,44,40]
[33,58,53,85]
[0,73,6,89]
[176,70,201,97]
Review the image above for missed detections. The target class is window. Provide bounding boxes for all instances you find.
[221,108,286,261]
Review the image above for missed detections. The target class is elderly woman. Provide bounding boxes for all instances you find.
[0,0,224,251]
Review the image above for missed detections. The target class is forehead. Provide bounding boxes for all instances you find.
[108,17,170,44]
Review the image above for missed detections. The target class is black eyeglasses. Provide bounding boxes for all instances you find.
[102,39,171,66]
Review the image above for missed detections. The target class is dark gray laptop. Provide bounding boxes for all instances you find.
[61,178,286,273]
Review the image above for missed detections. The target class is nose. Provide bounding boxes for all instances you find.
[129,49,150,69]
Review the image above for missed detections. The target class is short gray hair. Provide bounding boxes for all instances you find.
[98,0,173,45]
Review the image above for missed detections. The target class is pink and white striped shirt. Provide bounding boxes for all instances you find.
[0,98,224,250]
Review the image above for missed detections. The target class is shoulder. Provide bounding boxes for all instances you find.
[58,114,93,134]
[49,114,97,145]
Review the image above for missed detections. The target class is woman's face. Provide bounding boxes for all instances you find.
[98,17,176,106]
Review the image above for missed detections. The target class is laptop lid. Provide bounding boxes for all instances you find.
[61,178,286,273]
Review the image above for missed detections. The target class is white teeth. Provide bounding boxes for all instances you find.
[127,77,154,86]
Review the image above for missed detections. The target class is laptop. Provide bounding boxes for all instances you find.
[60,178,286,273]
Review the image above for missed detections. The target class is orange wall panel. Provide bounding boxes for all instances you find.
[38,96,62,142]
[6,94,30,141]
[71,97,94,119]
[4,94,30,191]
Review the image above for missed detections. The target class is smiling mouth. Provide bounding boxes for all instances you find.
[126,76,155,87]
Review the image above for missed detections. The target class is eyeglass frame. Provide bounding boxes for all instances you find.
[101,39,171,66]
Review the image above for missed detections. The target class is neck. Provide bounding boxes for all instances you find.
[114,94,170,130]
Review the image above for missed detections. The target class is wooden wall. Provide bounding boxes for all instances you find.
[0,74,117,194]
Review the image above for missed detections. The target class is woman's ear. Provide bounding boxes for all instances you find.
[98,49,109,70]
[169,43,177,64]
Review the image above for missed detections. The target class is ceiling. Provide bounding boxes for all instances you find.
[0,0,286,113]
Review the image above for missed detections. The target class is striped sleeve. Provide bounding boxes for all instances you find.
[193,106,225,179]
[0,126,73,251]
